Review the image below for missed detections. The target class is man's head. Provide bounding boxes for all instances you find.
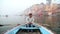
[29,13,32,18]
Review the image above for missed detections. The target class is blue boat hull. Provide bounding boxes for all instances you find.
[5,23,54,34]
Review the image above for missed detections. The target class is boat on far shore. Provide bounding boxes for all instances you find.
[0,24,4,26]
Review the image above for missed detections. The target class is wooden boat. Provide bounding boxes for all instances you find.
[5,23,54,34]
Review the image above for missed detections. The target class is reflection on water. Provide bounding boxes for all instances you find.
[35,15,60,34]
[0,15,60,34]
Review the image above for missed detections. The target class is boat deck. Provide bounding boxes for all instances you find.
[16,29,42,34]
[5,23,53,34]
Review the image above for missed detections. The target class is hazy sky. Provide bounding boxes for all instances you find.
[0,0,60,15]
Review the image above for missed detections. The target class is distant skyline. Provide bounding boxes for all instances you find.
[0,0,60,15]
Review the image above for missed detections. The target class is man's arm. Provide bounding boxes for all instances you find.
[26,17,29,23]
[32,17,34,23]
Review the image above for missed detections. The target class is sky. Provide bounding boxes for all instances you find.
[0,0,60,15]
[52,0,60,4]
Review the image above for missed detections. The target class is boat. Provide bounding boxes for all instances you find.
[0,24,4,26]
[5,23,54,34]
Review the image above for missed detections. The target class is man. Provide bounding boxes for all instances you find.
[26,13,34,27]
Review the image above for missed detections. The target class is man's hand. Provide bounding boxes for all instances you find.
[29,22,32,24]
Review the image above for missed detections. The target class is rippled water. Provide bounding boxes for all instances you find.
[0,25,15,34]
[34,15,60,34]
